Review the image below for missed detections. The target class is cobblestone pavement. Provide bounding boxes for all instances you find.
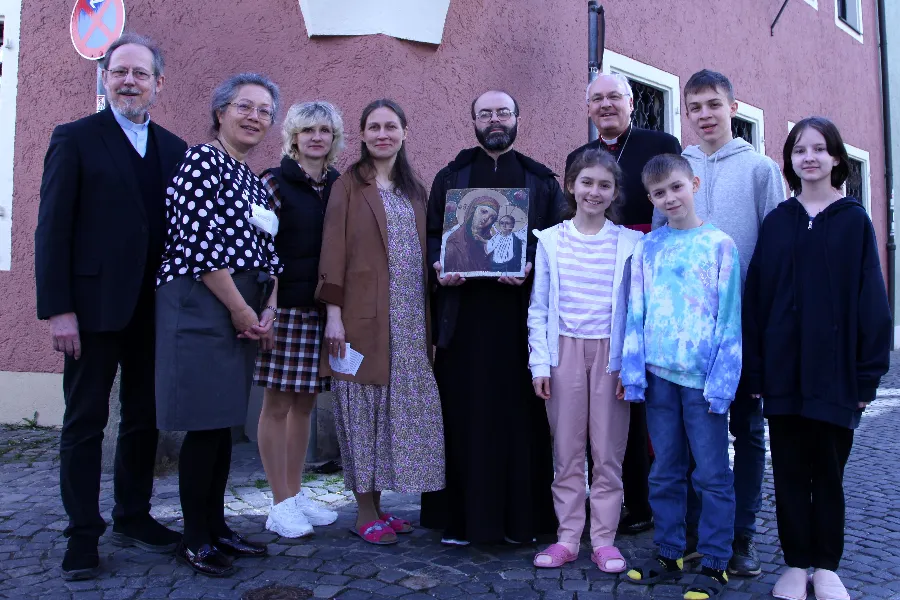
[2,353,900,599]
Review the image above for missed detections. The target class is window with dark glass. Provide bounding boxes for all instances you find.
[846,158,864,201]
[837,0,862,33]
[731,117,755,146]
[628,79,666,133]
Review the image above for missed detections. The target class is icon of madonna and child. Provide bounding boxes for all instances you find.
[440,188,529,277]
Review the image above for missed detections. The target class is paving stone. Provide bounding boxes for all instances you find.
[334,591,373,600]
[500,568,535,581]
[3,355,900,600]
[316,493,345,504]
[428,584,464,598]
[376,569,408,584]
[317,574,351,586]
[542,592,576,600]
[561,579,591,592]
[399,575,439,590]
[575,593,616,600]
[284,546,319,558]
[534,578,563,591]
[313,584,345,598]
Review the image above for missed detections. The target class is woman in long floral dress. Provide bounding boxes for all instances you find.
[317,99,444,545]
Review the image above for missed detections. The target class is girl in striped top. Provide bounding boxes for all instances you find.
[527,149,643,573]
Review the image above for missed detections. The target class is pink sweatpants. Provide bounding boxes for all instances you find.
[546,336,630,547]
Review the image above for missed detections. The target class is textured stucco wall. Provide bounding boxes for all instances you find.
[2,0,888,375]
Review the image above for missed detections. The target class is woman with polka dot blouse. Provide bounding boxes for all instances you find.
[154,73,281,577]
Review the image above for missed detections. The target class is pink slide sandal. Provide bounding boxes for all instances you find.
[591,545,627,573]
[381,513,414,534]
[348,520,398,545]
[533,543,578,568]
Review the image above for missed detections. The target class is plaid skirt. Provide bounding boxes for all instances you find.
[254,307,329,393]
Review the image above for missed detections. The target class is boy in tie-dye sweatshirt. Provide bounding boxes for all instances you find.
[621,154,741,600]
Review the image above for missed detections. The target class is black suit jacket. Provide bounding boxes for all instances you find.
[566,126,682,226]
[35,107,187,332]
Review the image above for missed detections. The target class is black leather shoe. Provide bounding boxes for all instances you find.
[619,513,654,535]
[175,542,235,577]
[214,531,268,557]
[111,517,181,553]
[728,533,762,577]
[61,546,100,581]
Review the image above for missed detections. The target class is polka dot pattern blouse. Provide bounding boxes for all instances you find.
[157,144,281,287]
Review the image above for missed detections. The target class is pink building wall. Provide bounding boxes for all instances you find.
[2,0,887,376]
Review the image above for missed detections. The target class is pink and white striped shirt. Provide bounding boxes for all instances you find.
[557,219,619,338]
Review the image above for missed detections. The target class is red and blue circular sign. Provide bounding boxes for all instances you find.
[70,0,126,60]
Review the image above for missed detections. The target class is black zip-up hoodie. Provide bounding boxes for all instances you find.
[742,196,891,429]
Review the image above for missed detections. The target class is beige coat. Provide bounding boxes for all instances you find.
[316,171,432,385]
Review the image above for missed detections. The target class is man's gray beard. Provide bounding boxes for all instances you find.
[109,89,155,120]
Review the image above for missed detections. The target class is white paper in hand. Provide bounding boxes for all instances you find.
[329,343,364,376]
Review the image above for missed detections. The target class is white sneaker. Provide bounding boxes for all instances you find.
[293,490,338,526]
[265,499,313,538]
[441,537,470,546]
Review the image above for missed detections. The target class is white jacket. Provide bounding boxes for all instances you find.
[527,221,642,379]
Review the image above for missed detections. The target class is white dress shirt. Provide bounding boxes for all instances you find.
[111,107,150,158]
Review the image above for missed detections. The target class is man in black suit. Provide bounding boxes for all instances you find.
[34,33,187,580]
[566,73,682,536]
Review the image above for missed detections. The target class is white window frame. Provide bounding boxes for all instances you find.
[734,101,766,154]
[0,0,23,271]
[602,50,682,142]
[834,0,863,43]
[844,143,871,214]
[787,121,871,214]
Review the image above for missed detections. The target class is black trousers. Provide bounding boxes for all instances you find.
[179,428,233,551]
[622,401,652,519]
[59,294,158,542]
[768,415,854,571]
[587,401,652,520]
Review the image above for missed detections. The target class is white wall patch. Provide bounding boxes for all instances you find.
[299,0,451,45]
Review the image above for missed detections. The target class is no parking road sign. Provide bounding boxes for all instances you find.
[70,0,126,60]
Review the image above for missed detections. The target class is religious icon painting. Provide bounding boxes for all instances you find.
[440,188,529,278]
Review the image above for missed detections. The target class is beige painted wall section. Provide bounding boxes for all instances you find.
[0,371,63,426]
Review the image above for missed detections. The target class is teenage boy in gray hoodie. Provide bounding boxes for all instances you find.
[652,69,785,578]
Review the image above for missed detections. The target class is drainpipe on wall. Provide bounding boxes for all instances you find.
[587,1,604,143]
[876,0,895,347]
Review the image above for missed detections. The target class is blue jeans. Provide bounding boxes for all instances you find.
[645,372,735,571]
[686,391,765,538]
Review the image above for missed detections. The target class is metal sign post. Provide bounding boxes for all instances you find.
[96,63,106,112]
[69,0,125,112]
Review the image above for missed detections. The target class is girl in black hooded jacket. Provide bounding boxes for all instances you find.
[743,117,891,600]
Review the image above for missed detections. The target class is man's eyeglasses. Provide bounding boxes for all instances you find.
[229,102,274,123]
[475,108,516,123]
[106,68,155,81]
[590,93,628,103]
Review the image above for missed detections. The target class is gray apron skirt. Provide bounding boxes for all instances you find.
[155,270,271,431]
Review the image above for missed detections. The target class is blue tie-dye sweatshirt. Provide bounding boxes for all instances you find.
[621,223,742,414]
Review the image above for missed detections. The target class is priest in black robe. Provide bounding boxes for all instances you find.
[421,90,565,544]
